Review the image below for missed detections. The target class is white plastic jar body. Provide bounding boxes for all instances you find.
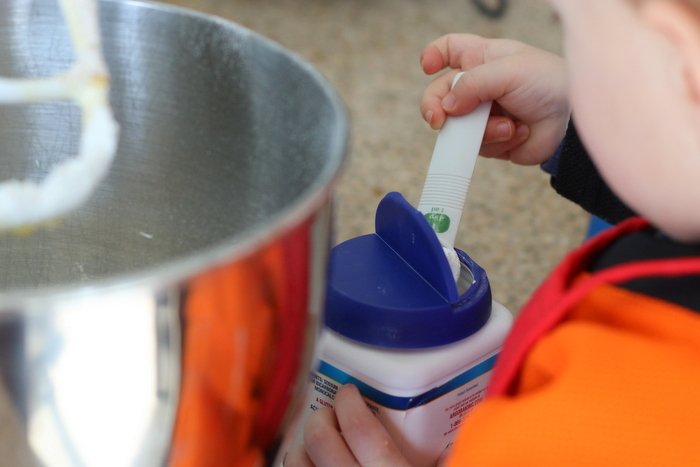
[278,301,512,467]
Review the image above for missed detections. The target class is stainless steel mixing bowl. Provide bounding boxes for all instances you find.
[0,1,348,465]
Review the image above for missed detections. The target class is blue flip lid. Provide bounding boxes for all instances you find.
[324,192,492,348]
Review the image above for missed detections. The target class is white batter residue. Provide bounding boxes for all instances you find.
[442,245,461,284]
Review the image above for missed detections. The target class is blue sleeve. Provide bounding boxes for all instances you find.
[541,121,636,224]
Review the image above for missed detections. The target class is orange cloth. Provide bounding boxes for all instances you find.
[169,220,311,467]
[169,253,276,467]
[448,282,700,466]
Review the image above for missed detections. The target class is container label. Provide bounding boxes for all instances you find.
[305,353,498,467]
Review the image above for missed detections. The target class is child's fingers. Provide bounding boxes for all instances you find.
[483,116,516,145]
[303,407,358,467]
[420,71,459,129]
[422,81,517,136]
[283,445,314,467]
[420,33,490,74]
[444,60,512,117]
[480,122,531,161]
[422,62,514,130]
[484,120,568,166]
[334,385,411,467]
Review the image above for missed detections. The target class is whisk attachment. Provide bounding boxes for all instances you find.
[0,0,119,230]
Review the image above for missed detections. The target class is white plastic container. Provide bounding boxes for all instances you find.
[305,301,511,466]
[277,193,512,466]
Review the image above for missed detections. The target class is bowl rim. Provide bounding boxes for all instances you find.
[0,0,349,307]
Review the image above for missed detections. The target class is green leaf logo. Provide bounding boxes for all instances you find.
[424,212,450,233]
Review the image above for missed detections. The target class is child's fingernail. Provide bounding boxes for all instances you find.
[424,110,434,124]
[516,123,530,139]
[441,93,456,111]
[494,121,512,141]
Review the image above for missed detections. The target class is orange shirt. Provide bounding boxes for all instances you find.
[449,219,700,466]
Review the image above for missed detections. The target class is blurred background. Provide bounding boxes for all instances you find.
[162,0,587,313]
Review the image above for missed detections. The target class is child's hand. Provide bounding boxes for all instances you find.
[284,384,413,467]
[420,34,570,166]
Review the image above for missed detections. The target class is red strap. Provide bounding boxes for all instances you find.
[488,218,700,396]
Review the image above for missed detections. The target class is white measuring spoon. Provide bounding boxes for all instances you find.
[418,72,491,281]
